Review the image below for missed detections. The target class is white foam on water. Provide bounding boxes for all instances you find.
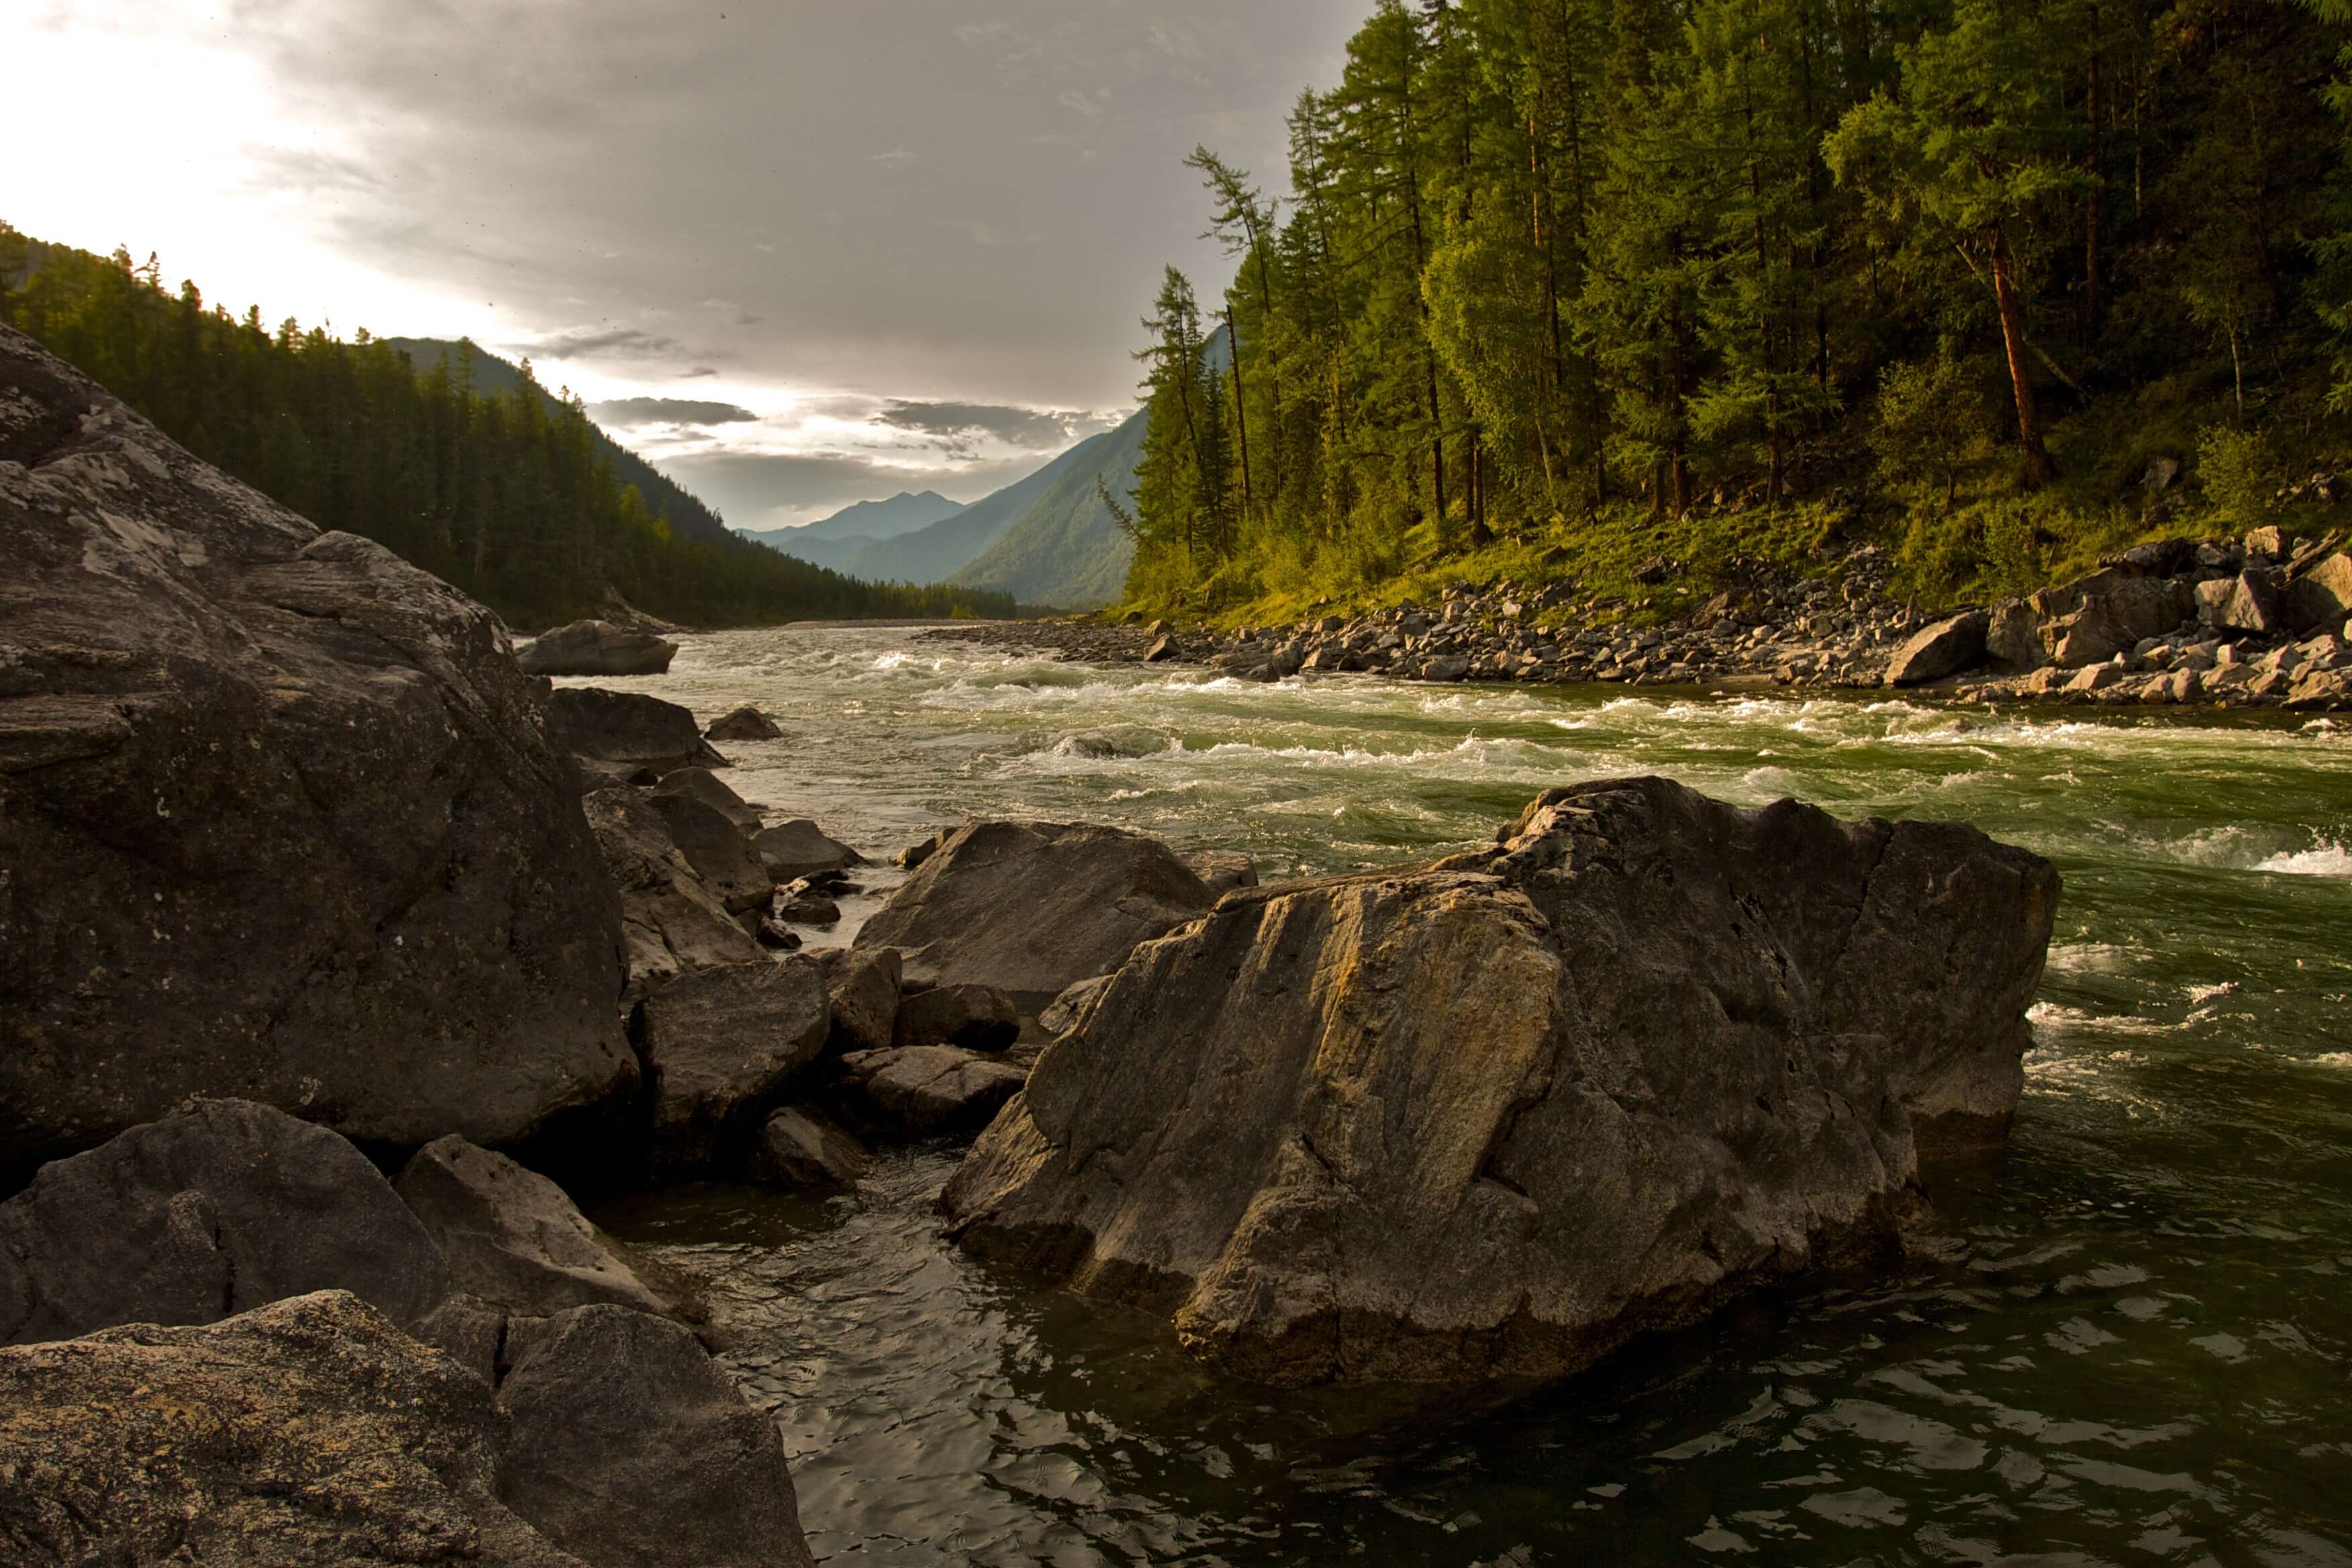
[2312,1052,2352,1069]
[2253,840,2352,878]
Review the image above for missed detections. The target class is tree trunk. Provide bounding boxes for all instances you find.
[1989,234,2055,485]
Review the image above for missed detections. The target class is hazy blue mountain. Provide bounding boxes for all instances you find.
[379,337,732,548]
[948,407,1144,609]
[794,490,965,542]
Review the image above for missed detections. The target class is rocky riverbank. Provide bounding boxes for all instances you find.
[924,530,2352,712]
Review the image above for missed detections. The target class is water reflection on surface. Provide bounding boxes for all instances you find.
[587,626,2351,1565]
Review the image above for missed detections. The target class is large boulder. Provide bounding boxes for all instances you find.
[752,1106,868,1189]
[892,982,1020,1052]
[816,945,902,1053]
[1884,609,1989,687]
[495,1304,816,1568]
[646,791,774,912]
[2287,552,2352,634]
[0,328,636,1180]
[1984,598,2045,671]
[854,820,1216,1003]
[518,620,678,677]
[2029,569,2196,667]
[944,777,2057,1387]
[652,765,763,833]
[0,1099,447,1344]
[631,959,831,1177]
[583,786,763,999]
[545,685,726,775]
[838,1046,1028,1138]
[396,1136,671,1319]
[0,1290,588,1567]
[753,818,862,883]
[704,704,783,743]
[2197,570,2286,636]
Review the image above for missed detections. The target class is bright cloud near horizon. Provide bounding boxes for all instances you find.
[7,0,1363,528]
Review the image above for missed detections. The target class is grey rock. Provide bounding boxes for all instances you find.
[944,777,2057,1387]
[2245,524,2292,560]
[897,829,950,870]
[752,1106,868,1189]
[1038,975,1113,1036]
[754,818,863,883]
[816,945,902,1053]
[838,1046,1029,1138]
[1985,599,2045,671]
[2287,552,2352,634]
[0,1099,447,1345]
[648,790,773,912]
[397,1136,671,1318]
[1424,654,1472,682]
[495,1304,816,1568]
[1885,610,1990,686]
[1188,850,1260,895]
[0,1291,589,1568]
[893,982,1020,1052]
[546,685,728,774]
[652,765,763,833]
[2199,570,2285,636]
[2032,571,2196,666]
[854,820,1215,1005]
[583,787,763,1000]
[703,703,783,742]
[413,1291,507,1385]
[0,328,635,1177]
[1143,635,1176,662]
[518,620,678,677]
[772,890,843,924]
[632,959,830,1177]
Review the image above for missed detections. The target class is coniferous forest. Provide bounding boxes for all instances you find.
[1128,0,2352,616]
[0,228,1016,629]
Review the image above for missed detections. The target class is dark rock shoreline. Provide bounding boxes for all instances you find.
[922,531,2352,712]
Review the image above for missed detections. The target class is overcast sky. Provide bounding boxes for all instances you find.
[9,0,1365,527]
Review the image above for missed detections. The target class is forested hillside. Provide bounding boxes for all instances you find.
[0,228,1014,628]
[1128,0,2352,618]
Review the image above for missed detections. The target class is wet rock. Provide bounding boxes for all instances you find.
[893,982,1021,1052]
[854,820,1216,1003]
[1038,975,1113,1036]
[632,959,831,1179]
[583,787,762,1000]
[518,620,679,677]
[1189,850,1260,895]
[0,328,634,1177]
[0,1290,588,1568]
[704,704,783,743]
[2287,552,2352,634]
[816,946,903,1053]
[898,829,949,870]
[771,889,843,925]
[754,818,863,883]
[495,1304,817,1568]
[752,1106,867,1189]
[1885,610,1989,686]
[0,1099,447,1344]
[945,777,2057,1387]
[756,920,805,950]
[647,790,773,913]
[652,765,764,834]
[547,686,728,775]
[838,1046,1029,1138]
[397,1136,671,1319]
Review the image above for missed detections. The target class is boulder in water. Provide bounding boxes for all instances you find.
[854,820,1215,1003]
[546,685,728,775]
[753,818,863,883]
[838,1046,1027,1138]
[583,787,763,999]
[647,790,774,913]
[816,945,902,1053]
[0,328,637,1179]
[495,1304,817,1568]
[0,1290,590,1567]
[518,619,678,677]
[0,1099,447,1345]
[1189,850,1260,895]
[893,982,1020,1052]
[652,765,764,833]
[944,777,2057,1386]
[396,1136,672,1319]
[752,1106,868,1189]
[630,959,831,1178]
[705,703,784,742]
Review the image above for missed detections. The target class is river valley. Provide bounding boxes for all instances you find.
[585,624,2352,1567]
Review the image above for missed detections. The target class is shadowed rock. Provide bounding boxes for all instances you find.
[816,946,902,1053]
[752,1106,868,1189]
[704,704,783,742]
[397,1137,671,1319]
[584,787,762,999]
[652,765,764,833]
[546,686,727,775]
[2288,552,2352,634]
[753,818,863,883]
[632,960,831,1178]
[839,1046,1027,1138]
[893,982,1020,1052]
[0,327,636,1179]
[854,820,1216,1003]
[944,777,2057,1387]
[0,1290,588,1567]
[0,1099,447,1345]
[518,620,678,677]
[647,790,774,912]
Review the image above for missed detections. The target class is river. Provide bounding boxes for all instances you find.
[581,623,2352,1567]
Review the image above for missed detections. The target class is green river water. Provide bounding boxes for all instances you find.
[585,624,2351,1567]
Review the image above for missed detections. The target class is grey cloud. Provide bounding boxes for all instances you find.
[514,326,692,362]
[589,397,757,426]
[875,400,1073,448]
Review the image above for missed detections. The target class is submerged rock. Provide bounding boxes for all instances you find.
[944,777,2057,1387]
[0,1290,589,1567]
[854,820,1216,1003]
[0,328,635,1178]
[396,1136,672,1320]
[752,1105,869,1189]
[518,619,678,677]
[652,765,765,833]
[0,1099,447,1344]
[631,959,831,1178]
[497,1304,816,1568]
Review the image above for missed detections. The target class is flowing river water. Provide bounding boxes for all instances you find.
[583,624,2351,1567]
